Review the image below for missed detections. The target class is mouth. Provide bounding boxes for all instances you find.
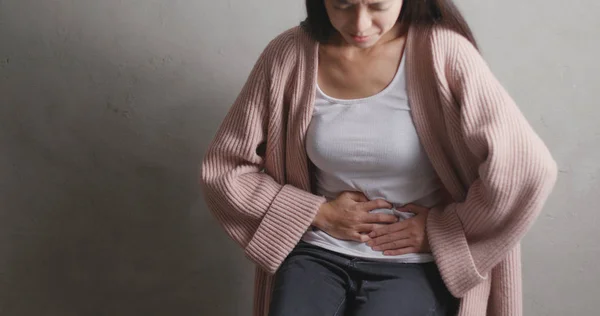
[351,34,371,43]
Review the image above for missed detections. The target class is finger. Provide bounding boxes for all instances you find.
[368,231,411,247]
[356,224,376,233]
[362,213,398,224]
[372,239,413,252]
[354,233,371,243]
[370,223,388,231]
[369,220,409,238]
[343,231,365,242]
[361,199,393,212]
[383,247,418,256]
[356,223,388,239]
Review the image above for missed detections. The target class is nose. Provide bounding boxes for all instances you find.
[353,7,372,34]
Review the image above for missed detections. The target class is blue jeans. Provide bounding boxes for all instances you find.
[268,241,458,316]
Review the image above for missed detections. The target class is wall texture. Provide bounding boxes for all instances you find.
[0,0,597,315]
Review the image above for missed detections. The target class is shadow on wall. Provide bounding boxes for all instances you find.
[0,16,254,316]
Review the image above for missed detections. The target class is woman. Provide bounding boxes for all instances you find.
[201,0,558,315]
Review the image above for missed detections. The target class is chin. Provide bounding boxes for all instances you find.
[352,42,375,48]
[345,35,380,48]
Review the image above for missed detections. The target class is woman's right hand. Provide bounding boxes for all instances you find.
[311,191,398,242]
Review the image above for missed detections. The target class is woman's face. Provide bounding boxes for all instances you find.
[324,0,404,48]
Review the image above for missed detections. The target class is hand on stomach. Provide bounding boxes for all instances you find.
[312,191,432,256]
[312,191,398,242]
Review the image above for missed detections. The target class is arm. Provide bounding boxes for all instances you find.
[200,41,326,274]
[426,31,558,297]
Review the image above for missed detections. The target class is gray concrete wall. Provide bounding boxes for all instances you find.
[0,0,597,315]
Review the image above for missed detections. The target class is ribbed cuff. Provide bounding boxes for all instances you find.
[245,184,326,274]
[427,204,486,297]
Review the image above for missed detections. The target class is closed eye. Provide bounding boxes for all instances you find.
[370,3,390,11]
[334,0,353,10]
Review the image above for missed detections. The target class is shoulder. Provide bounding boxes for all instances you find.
[258,26,314,69]
[428,26,486,70]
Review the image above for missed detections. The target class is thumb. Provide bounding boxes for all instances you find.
[341,191,368,203]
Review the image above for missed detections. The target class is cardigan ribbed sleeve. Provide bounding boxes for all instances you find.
[200,38,326,274]
[425,30,558,298]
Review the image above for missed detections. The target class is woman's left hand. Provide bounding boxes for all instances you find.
[366,204,431,256]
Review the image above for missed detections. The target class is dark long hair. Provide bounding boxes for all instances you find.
[301,0,478,49]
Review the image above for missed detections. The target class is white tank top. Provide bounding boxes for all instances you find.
[302,52,441,263]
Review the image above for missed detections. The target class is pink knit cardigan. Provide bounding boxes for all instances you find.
[201,25,558,316]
